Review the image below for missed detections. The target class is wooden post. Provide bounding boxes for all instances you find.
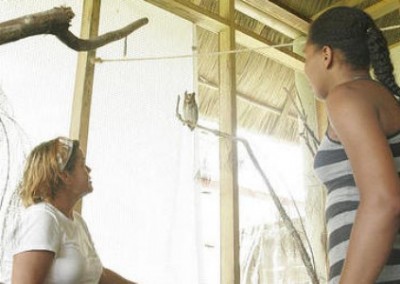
[218,1,240,284]
[70,0,100,154]
[293,36,328,282]
[390,42,400,83]
[70,0,101,212]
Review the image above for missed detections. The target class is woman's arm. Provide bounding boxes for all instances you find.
[99,267,138,284]
[12,250,54,284]
[326,87,400,283]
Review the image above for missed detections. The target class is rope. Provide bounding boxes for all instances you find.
[95,24,400,64]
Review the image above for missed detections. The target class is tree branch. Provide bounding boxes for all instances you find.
[0,6,149,51]
[55,18,149,51]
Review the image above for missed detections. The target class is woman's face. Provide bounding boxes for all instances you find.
[68,148,93,198]
[304,42,328,99]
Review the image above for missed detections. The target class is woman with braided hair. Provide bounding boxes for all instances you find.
[308,6,400,284]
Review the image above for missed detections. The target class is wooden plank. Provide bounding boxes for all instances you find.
[243,0,309,34]
[70,0,100,152]
[365,0,400,19]
[144,0,304,71]
[218,1,240,284]
[144,0,397,74]
[342,0,366,6]
[390,42,400,82]
[270,86,295,134]
[235,26,304,72]
[312,0,365,20]
[312,0,398,20]
[292,35,328,280]
[235,0,302,38]
[69,0,100,212]
[198,78,298,119]
[144,0,227,33]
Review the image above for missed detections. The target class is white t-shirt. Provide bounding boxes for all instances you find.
[2,202,103,284]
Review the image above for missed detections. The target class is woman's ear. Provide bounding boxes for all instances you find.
[322,45,333,69]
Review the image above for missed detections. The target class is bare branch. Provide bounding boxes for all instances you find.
[55,18,149,51]
[0,6,149,51]
[0,7,74,46]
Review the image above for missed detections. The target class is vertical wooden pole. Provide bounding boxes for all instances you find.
[70,0,100,153]
[218,1,240,284]
[70,0,101,212]
[390,43,400,84]
[293,36,328,282]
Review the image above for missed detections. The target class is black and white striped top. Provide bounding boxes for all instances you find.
[314,131,400,284]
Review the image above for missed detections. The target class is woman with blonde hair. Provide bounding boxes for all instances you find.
[3,137,137,284]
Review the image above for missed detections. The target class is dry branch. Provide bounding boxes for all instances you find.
[0,7,149,51]
[193,122,320,283]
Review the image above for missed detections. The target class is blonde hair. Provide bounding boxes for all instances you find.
[19,137,79,207]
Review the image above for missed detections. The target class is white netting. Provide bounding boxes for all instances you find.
[0,1,328,283]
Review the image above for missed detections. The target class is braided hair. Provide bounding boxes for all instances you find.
[308,6,400,98]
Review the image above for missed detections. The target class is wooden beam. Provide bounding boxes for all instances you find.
[70,0,100,213]
[245,0,397,39]
[292,36,328,280]
[235,26,304,72]
[311,0,365,20]
[70,0,100,151]
[198,77,298,119]
[314,0,400,20]
[144,0,305,72]
[243,0,309,34]
[218,0,240,283]
[144,0,227,33]
[270,86,295,134]
[364,0,400,19]
[341,0,366,6]
[144,0,397,74]
[390,42,400,82]
[235,0,302,38]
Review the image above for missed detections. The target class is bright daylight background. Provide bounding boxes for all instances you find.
[0,1,307,283]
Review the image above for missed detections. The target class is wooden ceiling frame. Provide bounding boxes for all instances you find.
[236,0,304,38]
[364,0,400,19]
[144,0,305,72]
[144,0,400,74]
[245,0,400,43]
[245,0,399,36]
[311,0,366,20]
[242,0,309,35]
[270,85,296,134]
[198,77,298,120]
